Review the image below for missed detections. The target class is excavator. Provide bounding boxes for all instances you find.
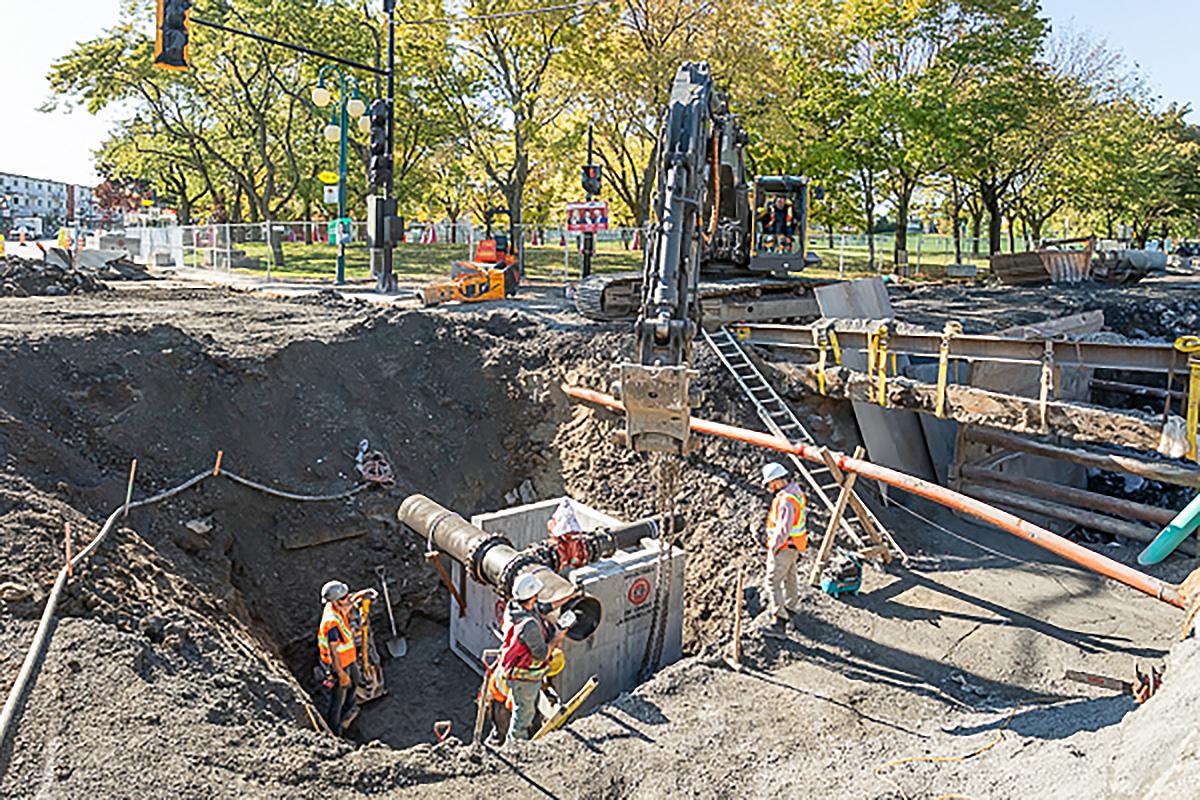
[600,62,824,455]
[421,208,522,306]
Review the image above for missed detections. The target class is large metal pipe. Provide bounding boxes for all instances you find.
[562,383,1185,608]
[398,494,603,639]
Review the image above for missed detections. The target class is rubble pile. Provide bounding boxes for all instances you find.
[0,256,108,297]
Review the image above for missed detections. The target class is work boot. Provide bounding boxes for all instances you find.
[340,704,361,732]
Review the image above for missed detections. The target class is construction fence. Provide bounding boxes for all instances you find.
[127,221,1033,283]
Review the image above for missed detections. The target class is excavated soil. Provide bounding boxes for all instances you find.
[1,277,1198,798]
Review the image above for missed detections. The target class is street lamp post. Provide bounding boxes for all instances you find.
[313,66,367,285]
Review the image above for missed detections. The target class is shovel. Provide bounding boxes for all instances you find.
[375,565,407,658]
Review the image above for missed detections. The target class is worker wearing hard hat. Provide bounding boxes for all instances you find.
[761,462,808,629]
[317,579,376,734]
[498,572,569,742]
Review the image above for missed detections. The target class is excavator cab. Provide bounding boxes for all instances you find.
[749,176,822,273]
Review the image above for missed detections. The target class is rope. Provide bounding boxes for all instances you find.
[874,705,1020,800]
[878,491,1025,567]
[0,459,374,752]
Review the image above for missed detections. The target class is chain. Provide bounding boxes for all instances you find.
[639,453,683,681]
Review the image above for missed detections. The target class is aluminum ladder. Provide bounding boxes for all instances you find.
[703,326,893,558]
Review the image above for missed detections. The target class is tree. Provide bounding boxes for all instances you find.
[423,0,589,258]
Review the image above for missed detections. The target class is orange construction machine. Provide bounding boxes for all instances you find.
[421,210,522,306]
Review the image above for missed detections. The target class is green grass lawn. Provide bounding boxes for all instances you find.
[231,237,987,284]
[233,240,642,283]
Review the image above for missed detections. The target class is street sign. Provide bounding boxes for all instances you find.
[318,171,339,185]
[323,184,338,204]
[566,201,608,233]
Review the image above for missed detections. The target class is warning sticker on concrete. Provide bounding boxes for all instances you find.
[621,574,654,625]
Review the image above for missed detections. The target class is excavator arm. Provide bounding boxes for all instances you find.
[616,62,743,454]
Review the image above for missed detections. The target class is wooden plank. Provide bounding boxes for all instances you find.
[820,446,901,564]
[531,676,599,741]
[961,484,1173,548]
[963,427,1200,489]
[729,568,744,668]
[959,464,1177,526]
[281,527,365,550]
[809,448,860,586]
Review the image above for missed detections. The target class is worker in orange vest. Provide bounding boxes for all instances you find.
[317,579,375,734]
[498,573,569,742]
[761,462,808,630]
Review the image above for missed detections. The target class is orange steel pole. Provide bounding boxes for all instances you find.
[562,384,1184,608]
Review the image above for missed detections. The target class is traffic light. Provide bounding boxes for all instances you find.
[154,0,191,71]
[581,164,602,197]
[367,99,392,189]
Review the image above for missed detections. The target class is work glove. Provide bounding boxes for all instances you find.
[337,671,351,688]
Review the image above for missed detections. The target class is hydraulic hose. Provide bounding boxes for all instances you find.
[561,383,1185,608]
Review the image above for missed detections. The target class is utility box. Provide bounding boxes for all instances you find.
[448,496,686,712]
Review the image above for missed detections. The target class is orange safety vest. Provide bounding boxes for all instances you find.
[317,602,357,669]
[766,489,808,552]
[499,602,551,681]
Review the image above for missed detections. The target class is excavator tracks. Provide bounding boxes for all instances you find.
[574,272,833,327]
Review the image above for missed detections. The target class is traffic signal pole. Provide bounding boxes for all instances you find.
[180,9,402,293]
[379,0,397,293]
[581,124,595,279]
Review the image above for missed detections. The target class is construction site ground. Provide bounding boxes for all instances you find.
[2,271,1199,799]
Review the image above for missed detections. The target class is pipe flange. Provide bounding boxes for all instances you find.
[524,540,560,571]
[465,533,511,584]
[498,553,542,599]
[588,529,616,562]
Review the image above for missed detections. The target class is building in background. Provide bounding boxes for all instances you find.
[0,171,98,234]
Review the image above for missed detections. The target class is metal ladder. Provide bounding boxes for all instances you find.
[703,326,888,553]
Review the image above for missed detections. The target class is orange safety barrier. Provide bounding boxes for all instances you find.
[561,384,1184,608]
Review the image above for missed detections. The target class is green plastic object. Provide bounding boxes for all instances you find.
[326,217,353,245]
[1138,492,1200,565]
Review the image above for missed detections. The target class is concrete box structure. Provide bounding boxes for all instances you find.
[449,497,686,711]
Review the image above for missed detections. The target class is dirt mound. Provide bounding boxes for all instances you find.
[0,256,108,298]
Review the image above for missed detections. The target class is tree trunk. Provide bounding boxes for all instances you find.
[970,211,982,254]
[951,179,962,264]
[981,185,1003,255]
[1007,217,1015,253]
[1029,218,1043,244]
[860,167,876,271]
[894,177,912,266]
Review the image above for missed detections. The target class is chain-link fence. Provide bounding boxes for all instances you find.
[810,232,1035,278]
[124,220,1033,284]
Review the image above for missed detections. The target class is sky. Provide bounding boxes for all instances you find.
[0,0,1196,189]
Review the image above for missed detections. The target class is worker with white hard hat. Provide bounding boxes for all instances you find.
[498,571,569,742]
[760,462,808,630]
[316,578,376,734]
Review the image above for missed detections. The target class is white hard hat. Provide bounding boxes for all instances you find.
[761,462,789,486]
[321,580,349,603]
[512,572,544,601]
